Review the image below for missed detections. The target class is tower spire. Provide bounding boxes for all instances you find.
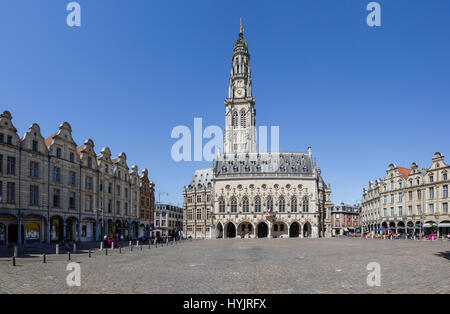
[239,18,244,40]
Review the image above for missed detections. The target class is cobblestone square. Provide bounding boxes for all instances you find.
[0,238,449,294]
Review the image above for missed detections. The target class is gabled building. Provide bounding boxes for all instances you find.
[361,153,450,237]
[0,110,153,246]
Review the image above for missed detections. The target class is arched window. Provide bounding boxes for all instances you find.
[240,110,246,128]
[303,197,309,212]
[267,197,273,212]
[255,197,261,212]
[231,197,237,212]
[232,111,238,129]
[291,197,297,212]
[242,197,249,212]
[279,197,285,212]
[219,198,225,213]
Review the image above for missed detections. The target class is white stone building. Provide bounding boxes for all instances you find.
[183,23,332,239]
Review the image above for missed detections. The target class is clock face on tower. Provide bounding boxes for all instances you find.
[234,88,245,98]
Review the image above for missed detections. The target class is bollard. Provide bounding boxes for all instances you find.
[155,241,158,248]
[111,242,114,250]
[88,248,91,258]
[73,243,77,253]
[43,253,46,264]
[140,245,142,251]
[131,245,133,252]
[12,256,16,266]
[119,247,121,254]
[148,243,151,249]
[136,240,139,248]
[105,248,108,256]
[129,241,132,247]
[100,241,103,251]
[14,245,18,258]
[56,244,60,255]
[68,252,71,261]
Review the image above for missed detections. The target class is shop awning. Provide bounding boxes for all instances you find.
[438,223,450,227]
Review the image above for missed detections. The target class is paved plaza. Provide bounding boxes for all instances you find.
[0,238,449,294]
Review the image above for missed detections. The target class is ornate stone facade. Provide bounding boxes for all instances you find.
[361,152,450,237]
[139,168,155,237]
[183,23,332,239]
[0,110,154,246]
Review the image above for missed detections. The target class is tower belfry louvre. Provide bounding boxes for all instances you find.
[224,20,257,154]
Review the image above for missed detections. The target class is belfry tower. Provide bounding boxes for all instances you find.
[223,20,257,154]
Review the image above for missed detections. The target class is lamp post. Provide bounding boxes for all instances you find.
[96,208,105,240]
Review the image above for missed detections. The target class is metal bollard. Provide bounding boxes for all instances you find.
[12,256,16,266]
[73,243,77,253]
[136,240,139,248]
[119,247,122,254]
[88,248,91,258]
[43,253,46,263]
[111,242,114,250]
[105,248,108,256]
[56,244,60,255]
[14,245,18,258]
[100,241,103,251]
[68,252,71,261]
[129,241,132,247]
[131,245,133,252]
[140,245,142,251]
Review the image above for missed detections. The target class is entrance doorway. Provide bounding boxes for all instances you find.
[289,222,300,237]
[257,222,268,238]
[226,223,236,238]
[8,224,18,244]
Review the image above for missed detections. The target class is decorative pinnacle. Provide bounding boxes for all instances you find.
[239,18,244,40]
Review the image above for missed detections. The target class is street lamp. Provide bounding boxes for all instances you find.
[96,207,105,240]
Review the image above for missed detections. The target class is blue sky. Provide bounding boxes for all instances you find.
[1,0,449,206]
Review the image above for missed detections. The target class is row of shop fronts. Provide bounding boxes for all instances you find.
[215,221,314,239]
[362,220,450,237]
[0,212,150,246]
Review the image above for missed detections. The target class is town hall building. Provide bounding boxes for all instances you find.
[183,22,332,239]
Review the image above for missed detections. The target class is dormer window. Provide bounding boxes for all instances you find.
[56,147,62,159]
[7,135,12,145]
[87,157,92,168]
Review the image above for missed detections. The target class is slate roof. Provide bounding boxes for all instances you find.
[187,168,213,191]
[214,152,313,176]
